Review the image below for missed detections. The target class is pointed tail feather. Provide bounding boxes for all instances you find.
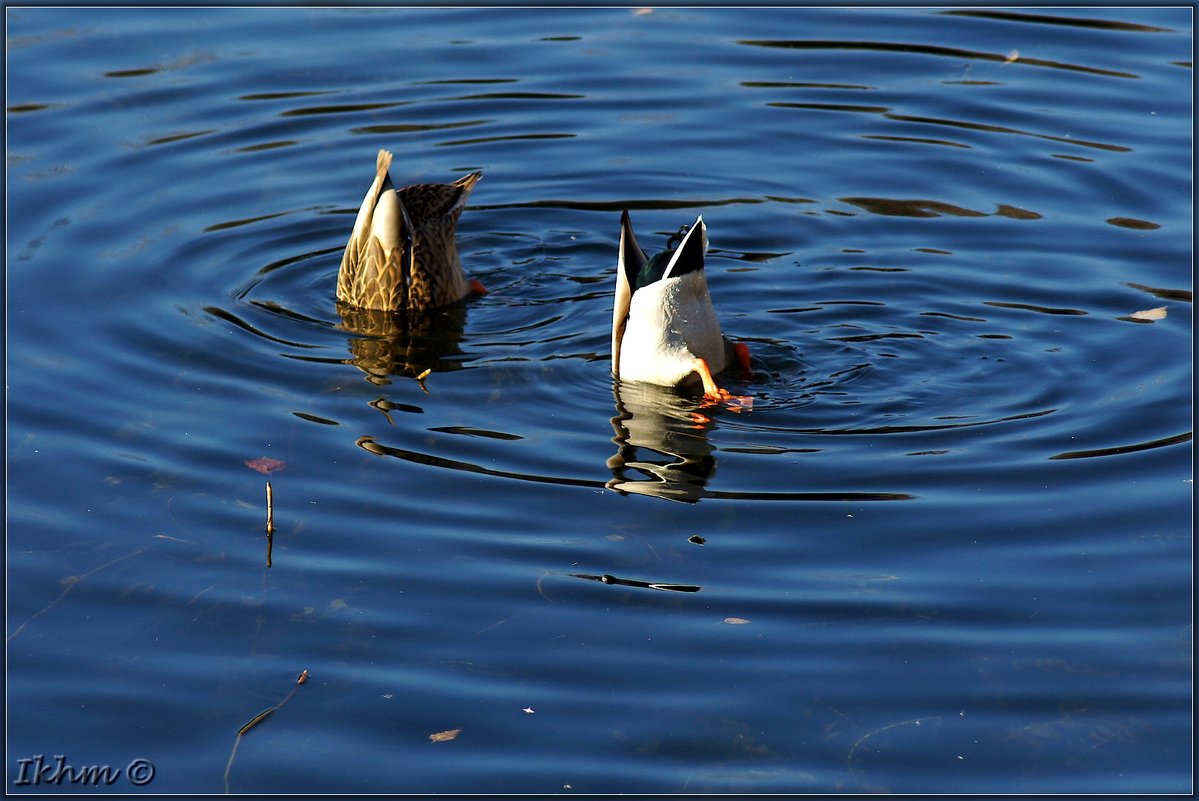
[452,170,483,200]
[612,210,647,377]
[376,148,392,175]
[662,215,707,280]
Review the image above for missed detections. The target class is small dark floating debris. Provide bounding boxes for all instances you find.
[573,573,700,593]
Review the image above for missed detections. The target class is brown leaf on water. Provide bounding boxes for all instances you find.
[724,617,751,625]
[429,728,462,743]
[245,456,286,475]
[1129,306,1167,321]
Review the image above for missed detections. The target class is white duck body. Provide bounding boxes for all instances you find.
[612,212,734,392]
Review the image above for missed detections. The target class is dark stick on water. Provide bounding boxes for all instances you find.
[225,670,309,793]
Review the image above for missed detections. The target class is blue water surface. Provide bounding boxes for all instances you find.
[6,7,1192,794]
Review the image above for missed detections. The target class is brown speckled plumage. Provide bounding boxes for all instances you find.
[337,149,481,313]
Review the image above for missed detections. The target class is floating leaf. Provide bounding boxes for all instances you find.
[724,617,751,625]
[429,728,462,743]
[245,457,286,475]
[1129,306,1167,321]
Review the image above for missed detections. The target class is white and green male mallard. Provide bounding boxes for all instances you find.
[611,210,751,404]
[337,148,485,313]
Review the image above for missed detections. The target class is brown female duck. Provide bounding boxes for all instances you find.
[337,149,485,313]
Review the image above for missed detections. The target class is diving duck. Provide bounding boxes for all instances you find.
[337,148,485,313]
[611,210,751,404]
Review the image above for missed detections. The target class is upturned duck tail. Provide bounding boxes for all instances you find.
[338,149,408,310]
[402,172,482,312]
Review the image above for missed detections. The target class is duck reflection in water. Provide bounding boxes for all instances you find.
[335,148,486,386]
[336,302,470,387]
[607,381,727,503]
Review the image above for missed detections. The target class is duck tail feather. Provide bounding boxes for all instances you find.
[613,210,644,377]
[663,215,707,279]
[618,210,648,292]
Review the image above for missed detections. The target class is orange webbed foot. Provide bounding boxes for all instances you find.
[469,278,489,297]
[692,357,753,412]
[700,390,754,412]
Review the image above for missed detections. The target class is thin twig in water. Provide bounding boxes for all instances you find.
[224,670,309,794]
[535,569,556,603]
[265,481,274,568]
[7,543,152,643]
[474,616,512,637]
[847,717,938,780]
